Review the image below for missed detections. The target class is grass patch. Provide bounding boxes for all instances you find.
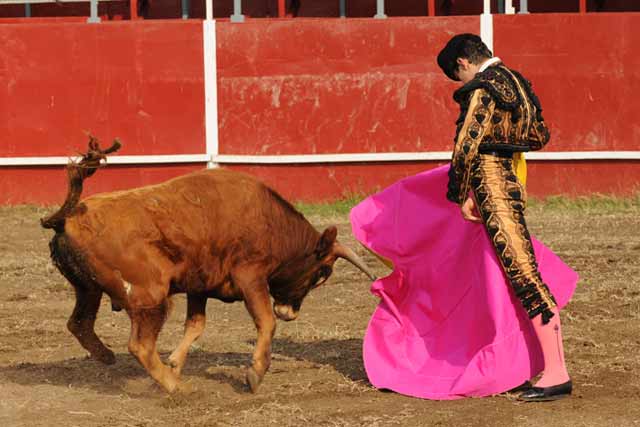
[528,193,640,213]
[295,194,366,217]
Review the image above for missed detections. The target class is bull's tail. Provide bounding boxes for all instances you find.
[41,136,121,232]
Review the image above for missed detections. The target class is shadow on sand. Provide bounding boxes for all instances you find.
[0,337,367,394]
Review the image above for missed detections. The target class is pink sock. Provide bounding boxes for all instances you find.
[531,306,571,387]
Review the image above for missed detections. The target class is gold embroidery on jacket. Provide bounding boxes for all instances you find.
[447,65,550,205]
[448,88,495,205]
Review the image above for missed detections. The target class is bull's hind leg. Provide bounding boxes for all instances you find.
[168,294,207,377]
[128,301,178,392]
[68,284,116,365]
[51,233,114,364]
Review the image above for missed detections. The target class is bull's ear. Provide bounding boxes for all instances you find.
[316,226,337,259]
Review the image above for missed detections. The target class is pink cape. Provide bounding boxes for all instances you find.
[350,165,578,400]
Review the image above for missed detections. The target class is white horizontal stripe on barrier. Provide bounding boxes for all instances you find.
[0,154,210,166]
[215,151,640,163]
[525,151,640,160]
[214,152,452,163]
[0,151,639,167]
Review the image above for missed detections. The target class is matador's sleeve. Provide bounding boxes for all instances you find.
[447,88,495,205]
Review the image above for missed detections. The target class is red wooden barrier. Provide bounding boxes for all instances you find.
[0,21,204,157]
[494,13,640,151]
[215,17,478,156]
[0,15,638,204]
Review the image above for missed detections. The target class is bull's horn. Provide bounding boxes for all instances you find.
[334,242,377,281]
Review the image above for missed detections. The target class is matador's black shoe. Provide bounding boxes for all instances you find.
[518,380,572,402]
[505,381,532,394]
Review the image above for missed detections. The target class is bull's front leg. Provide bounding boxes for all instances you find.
[233,268,276,393]
[244,287,276,393]
[168,293,207,377]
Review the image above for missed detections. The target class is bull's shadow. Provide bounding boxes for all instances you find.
[0,337,367,395]
[182,337,368,391]
[270,337,367,382]
[0,350,250,395]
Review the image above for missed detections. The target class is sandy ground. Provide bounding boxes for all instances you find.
[1,204,639,427]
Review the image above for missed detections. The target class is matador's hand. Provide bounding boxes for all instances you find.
[461,197,482,223]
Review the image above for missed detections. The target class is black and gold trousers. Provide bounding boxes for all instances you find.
[470,153,557,324]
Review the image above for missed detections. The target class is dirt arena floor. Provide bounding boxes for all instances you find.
[1,202,639,427]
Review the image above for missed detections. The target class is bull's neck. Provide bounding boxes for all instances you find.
[259,189,319,266]
[269,212,320,264]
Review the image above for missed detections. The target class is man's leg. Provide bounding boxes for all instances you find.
[472,154,570,389]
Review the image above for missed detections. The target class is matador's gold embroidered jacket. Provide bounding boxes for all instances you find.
[447,63,550,205]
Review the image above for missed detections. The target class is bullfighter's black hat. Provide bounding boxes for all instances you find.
[437,33,488,81]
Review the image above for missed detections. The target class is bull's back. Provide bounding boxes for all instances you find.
[61,168,270,273]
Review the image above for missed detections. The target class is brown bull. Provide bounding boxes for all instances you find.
[41,138,375,393]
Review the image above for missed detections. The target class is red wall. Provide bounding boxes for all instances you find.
[0,21,204,157]
[494,13,640,151]
[224,160,640,201]
[0,14,638,205]
[0,165,202,205]
[0,20,206,204]
[216,17,477,155]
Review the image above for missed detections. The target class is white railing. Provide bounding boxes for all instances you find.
[1,151,639,167]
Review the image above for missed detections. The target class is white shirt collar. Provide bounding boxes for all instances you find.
[479,57,501,72]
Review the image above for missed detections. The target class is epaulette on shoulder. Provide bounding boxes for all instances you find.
[453,65,522,111]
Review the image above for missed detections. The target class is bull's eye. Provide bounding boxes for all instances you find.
[312,265,333,287]
[320,265,333,277]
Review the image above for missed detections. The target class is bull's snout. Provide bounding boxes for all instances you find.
[273,303,298,321]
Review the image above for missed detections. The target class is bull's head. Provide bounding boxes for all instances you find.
[269,226,376,321]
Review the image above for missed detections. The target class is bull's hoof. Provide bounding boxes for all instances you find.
[167,356,183,377]
[163,381,178,394]
[94,349,116,365]
[246,367,263,393]
[159,372,179,394]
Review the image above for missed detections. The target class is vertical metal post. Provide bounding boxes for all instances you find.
[579,0,586,13]
[339,0,346,18]
[87,0,101,23]
[505,0,515,14]
[519,0,529,14]
[206,0,213,20]
[374,0,386,19]
[203,18,219,168]
[182,0,190,19]
[24,2,31,17]
[427,0,435,16]
[230,0,245,22]
[481,0,493,53]
[497,0,504,14]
